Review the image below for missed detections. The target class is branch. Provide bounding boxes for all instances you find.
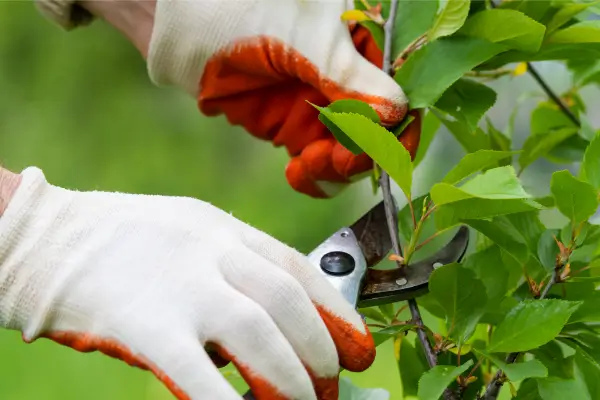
[379,4,458,400]
[488,1,580,128]
[526,63,580,127]
[481,261,565,400]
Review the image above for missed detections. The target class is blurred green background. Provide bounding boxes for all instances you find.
[1,3,598,400]
[0,3,402,399]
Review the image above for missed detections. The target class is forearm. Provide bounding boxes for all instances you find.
[35,0,156,58]
[0,168,21,216]
[80,0,155,58]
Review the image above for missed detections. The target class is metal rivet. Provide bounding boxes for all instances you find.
[396,278,408,286]
[433,262,443,269]
[320,251,355,276]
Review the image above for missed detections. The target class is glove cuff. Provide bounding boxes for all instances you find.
[0,167,69,337]
[34,0,95,31]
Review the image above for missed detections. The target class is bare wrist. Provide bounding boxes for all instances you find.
[0,169,22,217]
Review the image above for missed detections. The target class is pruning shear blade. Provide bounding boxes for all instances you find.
[306,200,470,307]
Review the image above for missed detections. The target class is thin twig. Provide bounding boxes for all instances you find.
[380,3,458,400]
[482,266,563,400]
[488,1,580,128]
[526,63,580,127]
[414,229,443,252]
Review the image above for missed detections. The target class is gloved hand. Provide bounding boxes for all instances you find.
[147,0,420,198]
[0,167,374,400]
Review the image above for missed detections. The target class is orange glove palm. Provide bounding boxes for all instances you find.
[199,26,420,198]
[147,1,420,198]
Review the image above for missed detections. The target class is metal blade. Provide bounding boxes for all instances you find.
[357,225,470,307]
[349,200,396,269]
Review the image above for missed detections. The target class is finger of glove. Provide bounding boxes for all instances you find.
[204,284,318,400]
[202,80,331,158]
[350,23,383,69]
[311,30,407,127]
[300,138,349,183]
[219,247,340,396]
[285,156,348,199]
[237,226,375,372]
[43,328,240,400]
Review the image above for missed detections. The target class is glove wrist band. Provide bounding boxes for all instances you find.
[34,0,95,31]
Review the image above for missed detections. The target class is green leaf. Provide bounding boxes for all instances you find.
[338,377,390,400]
[358,307,388,324]
[487,118,513,166]
[429,263,488,344]
[519,127,578,172]
[537,229,561,272]
[537,377,591,400]
[573,345,600,400]
[457,9,546,52]
[428,0,471,41]
[310,109,413,199]
[398,195,427,243]
[395,36,507,108]
[434,198,543,230]
[326,99,380,122]
[546,134,591,165]
[377,324,417,336]
[466,218,529,263]
[434,78,497,132]
[463,245,511,302]
[514,378,542,400]
[442,150,518,185]
[413,110,441,167]
[397,335,429,397]
[547,20,600,44]
[567,292,600,324]
[488,299,582,353]
[432,166,531,205]
[417,360,473,400]
[546,2,599,34]
[501,359,549,382]
[315,99,380,155]
[505,212,546,253]
[497,0,555,23]
[531,340,576,380]
[370,332,394,347]
[567,58,600,88]
[531,102,578,134]
[550,170,599,224]
[391,0,439,59]
[475,350,548,381]
[353,0,384,50]
[582,132,600,191]
[434,110,491,153]
[378,303,395,320]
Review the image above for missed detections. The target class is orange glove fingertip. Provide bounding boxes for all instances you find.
[285,157,329,199]
[399,109,422,160]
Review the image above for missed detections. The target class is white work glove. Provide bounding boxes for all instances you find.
[33,0,419,199]
[0,167,375,400]
[147,0,415,199]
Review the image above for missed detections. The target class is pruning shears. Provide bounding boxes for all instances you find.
[307,199,470,308]
[243,199,470,400]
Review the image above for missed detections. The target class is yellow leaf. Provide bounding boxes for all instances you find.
[449,343,472,355]
[341,9,370,22]
[514,62,528,76]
